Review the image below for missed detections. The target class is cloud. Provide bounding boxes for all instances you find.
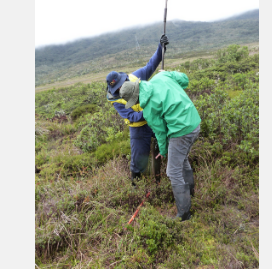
[35,0,259,47]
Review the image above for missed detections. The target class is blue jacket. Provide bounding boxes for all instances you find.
[107,43,163,123]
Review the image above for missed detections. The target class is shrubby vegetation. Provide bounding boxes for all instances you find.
[35,82,103,118]
[35,44,259,268]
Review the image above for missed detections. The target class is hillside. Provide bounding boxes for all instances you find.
[35,9,259,87]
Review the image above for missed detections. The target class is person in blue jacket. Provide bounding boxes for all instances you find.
[106,34,169,187]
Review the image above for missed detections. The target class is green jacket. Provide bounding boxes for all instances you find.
[139,71,201,157]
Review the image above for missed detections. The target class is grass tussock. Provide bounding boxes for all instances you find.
[36,156,258,268]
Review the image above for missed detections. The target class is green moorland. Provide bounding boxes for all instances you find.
[35,44,259,268]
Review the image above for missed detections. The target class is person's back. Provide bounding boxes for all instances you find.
[139,71,201,150]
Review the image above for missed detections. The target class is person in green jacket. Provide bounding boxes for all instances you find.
[119,71,201,221]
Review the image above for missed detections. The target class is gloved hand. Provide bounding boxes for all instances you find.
[160,34,169,46]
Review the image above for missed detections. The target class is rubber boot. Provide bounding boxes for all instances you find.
[172,183,191,221]
[131,172,141,188]
[183,168,194,197]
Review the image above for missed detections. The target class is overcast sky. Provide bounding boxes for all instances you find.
[35,0,259,48]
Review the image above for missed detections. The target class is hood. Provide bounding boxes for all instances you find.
[139,71,189,108]
[170,71,189,89]
[139,71,190,109]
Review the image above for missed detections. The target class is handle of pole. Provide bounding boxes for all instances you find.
[161,0,168,70]
[164,7,167,32]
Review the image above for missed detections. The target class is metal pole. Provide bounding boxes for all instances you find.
[161,0,168,70]
[151,0,168,184]
[151,138,161,184]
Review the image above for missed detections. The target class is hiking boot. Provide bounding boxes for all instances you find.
[131,172,141,189]
[171,183,191,221]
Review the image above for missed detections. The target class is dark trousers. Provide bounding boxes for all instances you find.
[129,125,155,173]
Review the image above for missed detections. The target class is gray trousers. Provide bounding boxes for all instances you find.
[166,125,200,186]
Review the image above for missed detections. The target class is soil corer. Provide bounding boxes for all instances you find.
[150,1,168,184]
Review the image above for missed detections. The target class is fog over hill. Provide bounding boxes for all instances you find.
[35,9,258,87]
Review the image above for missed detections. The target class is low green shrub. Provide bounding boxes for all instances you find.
[35,151,50,167]
[70,104,98,120]
[95,139,130,165]
[74,109,127,152]
[35,82,105,119]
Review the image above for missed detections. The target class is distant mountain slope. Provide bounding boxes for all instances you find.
[222,9,259,21]
[35,9,258,87]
